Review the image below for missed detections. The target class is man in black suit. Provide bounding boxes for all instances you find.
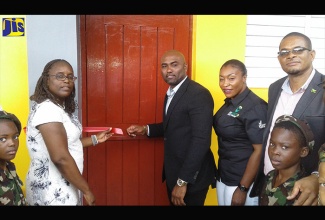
[126,50,217,206]
[250,32,325,205]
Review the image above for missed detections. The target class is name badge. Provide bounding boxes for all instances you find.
[227,105,242,118]
[227,111,239,118]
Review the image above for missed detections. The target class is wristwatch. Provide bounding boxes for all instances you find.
[177,178,188,187]
[238,183,249,192]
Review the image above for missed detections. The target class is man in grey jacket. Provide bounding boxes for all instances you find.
[251,32,325,206]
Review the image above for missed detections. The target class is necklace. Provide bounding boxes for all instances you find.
[54,101,65,109]
[58,103,65,109]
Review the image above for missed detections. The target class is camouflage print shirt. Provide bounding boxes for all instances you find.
[259,165,308,206]
[319,143,325,163]
[0,161,27,206]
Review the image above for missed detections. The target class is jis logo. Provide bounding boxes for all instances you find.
[2,18,25,37]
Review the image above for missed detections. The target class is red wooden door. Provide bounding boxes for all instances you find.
[80,15,192,205]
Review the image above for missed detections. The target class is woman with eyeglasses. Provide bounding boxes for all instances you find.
[25,59,113,206]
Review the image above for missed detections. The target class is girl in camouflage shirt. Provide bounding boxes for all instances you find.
[259,115,314,206]
[0,109,27,206]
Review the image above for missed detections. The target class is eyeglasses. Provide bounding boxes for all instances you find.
[278,47,311,57]
[48,74,77,82]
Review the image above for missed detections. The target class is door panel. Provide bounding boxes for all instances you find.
[80,15,192,205]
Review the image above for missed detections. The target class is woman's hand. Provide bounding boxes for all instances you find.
[96,127,113,144]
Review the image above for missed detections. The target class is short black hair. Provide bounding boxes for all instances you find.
[220,59,247,76]
[0,110,22,134]
[281,32,312,50]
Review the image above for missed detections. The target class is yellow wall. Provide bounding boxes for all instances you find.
[0,15,29,195]
[192,15,268,205]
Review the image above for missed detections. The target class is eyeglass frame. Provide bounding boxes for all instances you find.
[277,47,311,57]
[48,73,77,82]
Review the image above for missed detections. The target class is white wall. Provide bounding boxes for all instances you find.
[245,15,325,88]
[26,15,79,113]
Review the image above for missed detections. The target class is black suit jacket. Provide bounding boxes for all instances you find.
[148,77,217,193]
[250,70,325,197]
